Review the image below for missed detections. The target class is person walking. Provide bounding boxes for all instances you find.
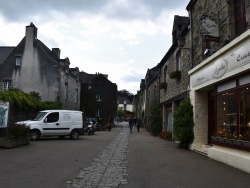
[137,118,141,132]
[128,117,134,133]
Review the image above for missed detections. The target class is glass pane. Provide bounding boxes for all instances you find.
[217,91,237,137]
[239,86,250,141]
[239,74,250,85]
[217,80,236,92]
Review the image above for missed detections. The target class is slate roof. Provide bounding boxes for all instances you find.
[0,47,15,64]
[79,71,98,83]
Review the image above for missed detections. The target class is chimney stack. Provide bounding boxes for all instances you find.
[52,48,61,58]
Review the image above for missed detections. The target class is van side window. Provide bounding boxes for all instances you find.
[46,112,59,123]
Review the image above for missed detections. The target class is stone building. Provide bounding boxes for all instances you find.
[158,15,190,135]
[0,23,80,110]
[79,72,117,123]
[187,0,250,173]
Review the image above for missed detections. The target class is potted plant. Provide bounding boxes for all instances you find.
[0,124,30,149]
[215,130,225,143]
[169,70,181,80]
[158,82,167,90]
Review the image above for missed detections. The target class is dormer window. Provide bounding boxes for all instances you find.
[15,55,22,66]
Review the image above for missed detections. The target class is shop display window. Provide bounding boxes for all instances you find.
[239,87,250,141]
[217,91,237,138]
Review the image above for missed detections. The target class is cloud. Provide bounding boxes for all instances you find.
[0,0,190,94]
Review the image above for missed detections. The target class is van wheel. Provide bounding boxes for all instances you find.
[70,130,79,140]
[30,130,40,141]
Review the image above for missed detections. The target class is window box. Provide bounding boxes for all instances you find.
[217,137,225,143]
[233,140,242,146]
[242,141,250,147]
[211,136,218,141]
[169,70,181,79]
[159,82,167,90]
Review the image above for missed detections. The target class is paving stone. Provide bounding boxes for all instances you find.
[65,125,129,188]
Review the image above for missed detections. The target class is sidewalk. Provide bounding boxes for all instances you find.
[121,125,250,188]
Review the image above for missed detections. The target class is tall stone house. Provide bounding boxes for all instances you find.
[158,15,190,136]
[187,0,250,173]
[0,23,80,110]
[138,66,159,129]
[79,72,117,123]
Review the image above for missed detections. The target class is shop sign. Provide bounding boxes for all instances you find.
[211,59,228,79]
[200,15,220,43]
[191,42,250,89]
[0,102,9,128]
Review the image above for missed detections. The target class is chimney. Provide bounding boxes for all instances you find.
[25,22,38,48]
[52,48,61,58]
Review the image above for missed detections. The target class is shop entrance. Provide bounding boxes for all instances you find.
[208,90,216,144]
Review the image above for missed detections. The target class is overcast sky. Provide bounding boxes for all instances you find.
[0,0,190,94]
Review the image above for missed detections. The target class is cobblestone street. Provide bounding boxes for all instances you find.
[66,125,129,188]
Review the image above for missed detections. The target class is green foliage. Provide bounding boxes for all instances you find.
[5,124,30,139]
[117,110,125,117]
[148,99,162,136]
[173,97,194,149]
[0,88,62,111]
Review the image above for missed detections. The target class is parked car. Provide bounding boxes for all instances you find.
[16,110,84,141]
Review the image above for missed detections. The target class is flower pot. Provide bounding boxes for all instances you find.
[0,137,30,149]
[233,140,242,146]
[242,141,250,147]
[217,137,225,143]
[211,136,218,141]
[224,139,233,144]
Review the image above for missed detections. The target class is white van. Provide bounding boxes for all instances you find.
[16,110,84,141]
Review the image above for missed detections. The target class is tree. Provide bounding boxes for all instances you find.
[148,99,162,136]
[173,97,194,149]
[117,89,134,97]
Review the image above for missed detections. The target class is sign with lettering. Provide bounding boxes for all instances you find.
[0,102,9,128]
[211,59,228,79]
[200,15,219,42]
[191,42,250,89]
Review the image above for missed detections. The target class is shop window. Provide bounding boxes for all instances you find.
[239,86,250,140]
[217,91,237,137]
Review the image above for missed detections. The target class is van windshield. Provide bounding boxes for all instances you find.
[32,112,48,121]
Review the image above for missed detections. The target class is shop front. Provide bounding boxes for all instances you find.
[189,30,250,173]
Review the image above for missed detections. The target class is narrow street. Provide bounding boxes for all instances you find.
[0,122,250,188]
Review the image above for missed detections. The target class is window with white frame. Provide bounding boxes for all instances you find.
[96,93,102,101]
[15,56,22,66]
[3,80,11,90]
[176,51,182,71]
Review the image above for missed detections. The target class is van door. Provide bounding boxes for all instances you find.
[59,111,73,133]
[42,112,61,135]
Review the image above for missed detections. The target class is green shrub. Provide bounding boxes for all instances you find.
[149,99,162,136]
[173,97,194,149]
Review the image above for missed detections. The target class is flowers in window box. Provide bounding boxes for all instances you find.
[169,70,181,79]
[158,82,167,90]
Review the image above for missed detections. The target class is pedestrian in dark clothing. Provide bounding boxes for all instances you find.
[129,117,134,133]
[108,116,112,131]
[137,119,141,132]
